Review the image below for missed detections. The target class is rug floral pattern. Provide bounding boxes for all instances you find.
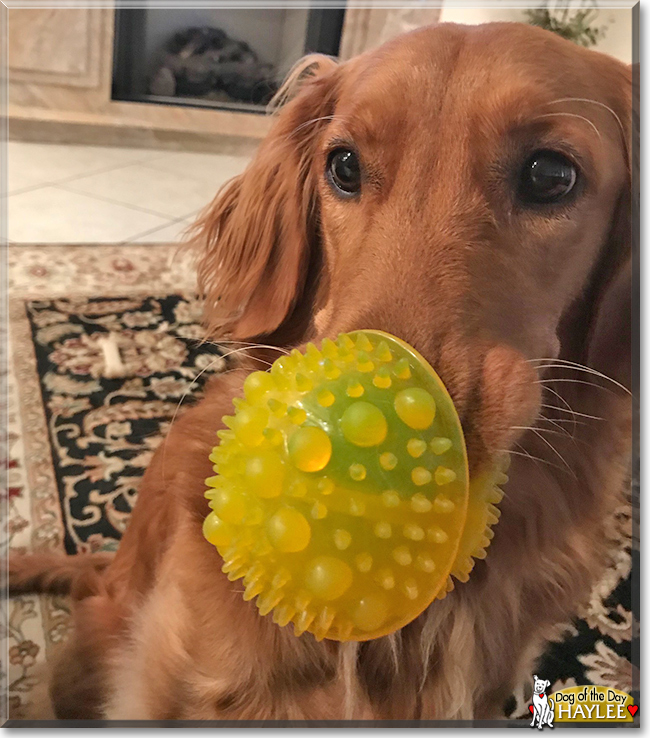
[27,295,224,554]
[5,244,221,720]
[507,486,637,719]
[5,245,637,722]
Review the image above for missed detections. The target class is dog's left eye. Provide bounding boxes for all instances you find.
[519,150,578,204]
[327,148,361,197]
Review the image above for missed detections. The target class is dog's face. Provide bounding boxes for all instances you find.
[533,676,550,695]
[195,22,632,473]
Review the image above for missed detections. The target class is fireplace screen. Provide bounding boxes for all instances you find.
[112,7,346,113]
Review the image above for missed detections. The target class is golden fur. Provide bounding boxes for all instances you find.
[10,22,633,720]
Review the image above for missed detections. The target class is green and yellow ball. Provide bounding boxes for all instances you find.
[204,331,507,642]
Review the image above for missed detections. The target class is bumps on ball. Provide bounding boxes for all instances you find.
[353,593,389,632]
[203,511,233,547]
[288,427,332,472]
[340,401,388,447]
[245,452,286,498]
[232,406,269,446]
[304,556,354,601]
[267,508,311,552]
[394,388,436,430]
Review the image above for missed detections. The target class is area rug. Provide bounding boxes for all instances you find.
[5,244,637,722]
[5,243,227,719]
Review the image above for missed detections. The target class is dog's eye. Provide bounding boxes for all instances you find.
[327,148,361,197]
[519,150,577,204]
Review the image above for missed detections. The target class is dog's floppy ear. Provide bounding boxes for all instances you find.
[191,55,340,345]
[558,61,636,392]
[585,62,636,392]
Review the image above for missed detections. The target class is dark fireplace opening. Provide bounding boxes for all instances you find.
[112,7,346,114]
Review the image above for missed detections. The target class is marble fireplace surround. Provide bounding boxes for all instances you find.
[7,4,441,150]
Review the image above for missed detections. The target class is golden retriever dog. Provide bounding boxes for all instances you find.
[10,22,634,720]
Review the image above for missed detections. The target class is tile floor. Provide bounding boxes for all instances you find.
[6,141,252,243]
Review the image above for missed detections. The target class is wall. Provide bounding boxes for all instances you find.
[8,8,273,147]
[340,5,441,59]
[438,7,633,64]
[278,8,311,79]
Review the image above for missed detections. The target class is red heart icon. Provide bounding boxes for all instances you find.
[628,705,638,717]
[529,705,534,714]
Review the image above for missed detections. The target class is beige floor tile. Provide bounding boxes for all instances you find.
[130,216,197,243]
[8,186,171,243]
[60,164,220,219]
[143,151,250,188]
[7,142,162,195]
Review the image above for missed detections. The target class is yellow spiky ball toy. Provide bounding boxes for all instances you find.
[203,331,508,642]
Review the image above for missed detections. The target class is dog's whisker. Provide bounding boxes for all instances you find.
[538,416,596,450]
[161,347,274,480]
[532,112,602,141]
[539,386,579,436]
[538,416,586,440]
[291,114,341,135]
[540,416,588,426]
[244,358,275,368]
[539,414,584,437]
[511,443,542,465]
[196,337,291,356]
[543,97,627,154]
[507,445,563,472]
[538,403,603,421]
[528,429,577,479]
[530,418,590,450]
[510,444,559,471]
[529,359,630,396]
[539,415,577,443]
[267,113,348,145]
[162,358,228,480]
[207,346,276,369]
[534,378,617,394]
[511,425,571,440]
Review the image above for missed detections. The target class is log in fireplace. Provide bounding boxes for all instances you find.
[112,7,346,114]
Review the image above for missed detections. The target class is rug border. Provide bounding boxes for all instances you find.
[9,298,68,668]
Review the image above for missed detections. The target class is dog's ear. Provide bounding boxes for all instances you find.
[585,61,636,392]
[190,55,340,345]
[558,61,636,393]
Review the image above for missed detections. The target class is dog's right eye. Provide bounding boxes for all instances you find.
[327,149,361,197]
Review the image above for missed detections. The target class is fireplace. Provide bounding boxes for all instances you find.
[112,7,346,114]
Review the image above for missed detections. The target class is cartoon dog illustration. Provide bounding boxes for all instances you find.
[531,675,555,729]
